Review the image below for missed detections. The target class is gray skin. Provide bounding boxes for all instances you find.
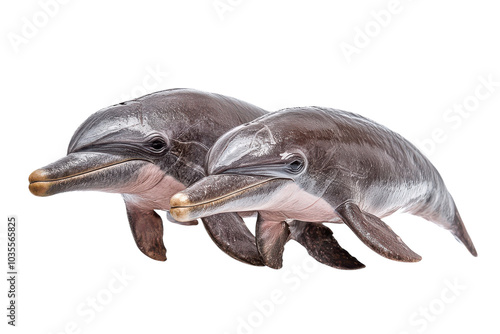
[170,107,478,269]
[29,88,272,265]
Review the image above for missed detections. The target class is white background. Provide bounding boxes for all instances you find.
[1,1,499,333]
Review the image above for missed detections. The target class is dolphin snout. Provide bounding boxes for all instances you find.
[170,192,190,208]
[28,168,52,196]
[169,192,193,221]
[28,152,149,197]
[170,174,291,222]
[29,168,46,184]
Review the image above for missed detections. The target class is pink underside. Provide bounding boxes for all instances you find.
[258,183,341,223]
[114,164,186,211]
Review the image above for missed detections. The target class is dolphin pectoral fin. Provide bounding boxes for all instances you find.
[288,221,365,270]
[335,202,421,262]
[255,214,291,269]
[166,211,198,226]
[124,200,167,261]
[201,213,264,266]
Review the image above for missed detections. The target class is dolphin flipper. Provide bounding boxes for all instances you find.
[255,214,290,269]
[202,213,264,266]
[124,200,167,261]
[335,202,421,262]
[289,221,365,269]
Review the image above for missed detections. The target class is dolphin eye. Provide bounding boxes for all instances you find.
[286,159,304,174]
[150,138,166,151]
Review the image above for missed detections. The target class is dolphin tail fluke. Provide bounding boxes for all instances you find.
[450,208,478,257]
[288,221,365,270]
[202,213,264,266]
[336,202,422,262]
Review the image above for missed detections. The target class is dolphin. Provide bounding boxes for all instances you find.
[170,106,478,269]
[28,88,271,264]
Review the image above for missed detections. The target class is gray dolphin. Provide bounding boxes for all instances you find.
[29,88,270,264]
[170,107,478,269]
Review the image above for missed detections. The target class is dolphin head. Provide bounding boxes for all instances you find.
[29,91,207,260]
[29,100,183,205]
[170,108,335,222]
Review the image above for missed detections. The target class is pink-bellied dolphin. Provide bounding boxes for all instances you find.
[29,89,270,264]
[170,107,478,269]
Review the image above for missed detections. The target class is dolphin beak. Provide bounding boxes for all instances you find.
[29,152,149,196]
[170,174,291,222]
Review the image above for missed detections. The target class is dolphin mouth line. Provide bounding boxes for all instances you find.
[29,158,150,184]
[171,176,290,209]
